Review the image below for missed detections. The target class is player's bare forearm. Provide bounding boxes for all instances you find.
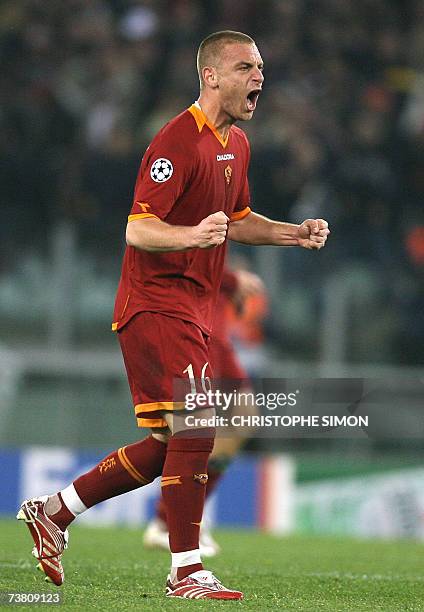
[126,218,195,252]
[126,211,229,252]
[228,212,299,246]
[228,212,330,250]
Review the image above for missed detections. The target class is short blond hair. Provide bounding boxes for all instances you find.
[197,30,255,88]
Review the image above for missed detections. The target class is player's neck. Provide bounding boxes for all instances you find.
[196,96,233,141]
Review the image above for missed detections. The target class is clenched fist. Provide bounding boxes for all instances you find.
[191,211,229,249]
[297,219,330,250]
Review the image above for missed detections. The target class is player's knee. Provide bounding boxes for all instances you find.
[167,428,215,454]
[151,429,171,444]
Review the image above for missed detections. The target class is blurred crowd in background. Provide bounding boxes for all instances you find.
[1,0,424,364]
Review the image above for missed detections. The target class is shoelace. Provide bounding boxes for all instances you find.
[193,573,224,590]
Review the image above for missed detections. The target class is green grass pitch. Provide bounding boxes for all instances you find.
[2,519,424,610]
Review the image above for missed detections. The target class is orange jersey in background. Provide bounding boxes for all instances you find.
[210,267,267,379]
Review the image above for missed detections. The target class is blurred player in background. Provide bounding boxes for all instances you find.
[17,30,329,600]
[143,265,266,556]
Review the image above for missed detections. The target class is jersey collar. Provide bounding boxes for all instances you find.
[188,101,229,149]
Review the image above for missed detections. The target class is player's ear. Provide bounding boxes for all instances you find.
[202,66,219,89]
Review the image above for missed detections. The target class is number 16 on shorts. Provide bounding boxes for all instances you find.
[183,362,212,395]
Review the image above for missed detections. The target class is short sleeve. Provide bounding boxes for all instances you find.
[128,128,194,223]
[231,176,251,221]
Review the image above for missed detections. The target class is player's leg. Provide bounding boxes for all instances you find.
[47,430,170,529]
[154,322,242,599]
[145,333,253,557]
[162,412,242,599]
[161,412,243,599]
[17,312,171,585]
[16,432,169,585]
[144,436,239,556]
[161,411,215,581]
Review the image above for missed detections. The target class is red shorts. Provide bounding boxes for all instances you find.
[118,312,212,429]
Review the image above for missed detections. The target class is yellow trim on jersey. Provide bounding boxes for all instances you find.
[231,206,251,221]
[128,213,160,222]
[188,103,229,149]
[111,294,130,331]
[134,401,186,414]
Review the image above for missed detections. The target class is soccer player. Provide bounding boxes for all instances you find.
[143,266,264,557]
[17,30,329,600]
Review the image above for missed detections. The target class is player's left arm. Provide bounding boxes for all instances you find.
[228,211,330,250]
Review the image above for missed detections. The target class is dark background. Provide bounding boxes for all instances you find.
[0,1,423,458]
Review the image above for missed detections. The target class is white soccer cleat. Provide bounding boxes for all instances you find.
[143,518,220,557]
[166,570,243,600]
[17,496,68,586]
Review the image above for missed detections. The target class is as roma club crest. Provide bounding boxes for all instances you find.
[224,164,232,185]
[193,473,208,485]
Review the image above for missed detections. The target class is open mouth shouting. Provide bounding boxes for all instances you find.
[246,88,261,112]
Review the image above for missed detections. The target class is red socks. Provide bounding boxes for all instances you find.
[44,435,168,532]
[48,432,215,583]
[47,492,75,531]
[161,435,214,580]
[73,435,167,509]
[156,497,168,524]
[155,455,229,524]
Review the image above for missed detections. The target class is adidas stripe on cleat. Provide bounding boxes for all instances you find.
[165,570,243,600]
[17,497,69,586]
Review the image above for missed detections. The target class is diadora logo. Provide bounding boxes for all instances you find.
[216,153,235,161]
[137,201,151,212]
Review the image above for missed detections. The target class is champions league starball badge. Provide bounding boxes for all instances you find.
[150,158,174,183]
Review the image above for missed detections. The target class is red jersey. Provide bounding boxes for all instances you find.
[112,103,252,336]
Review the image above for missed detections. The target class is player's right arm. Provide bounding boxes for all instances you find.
[126,211,229,252]
[125,121,228,252]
